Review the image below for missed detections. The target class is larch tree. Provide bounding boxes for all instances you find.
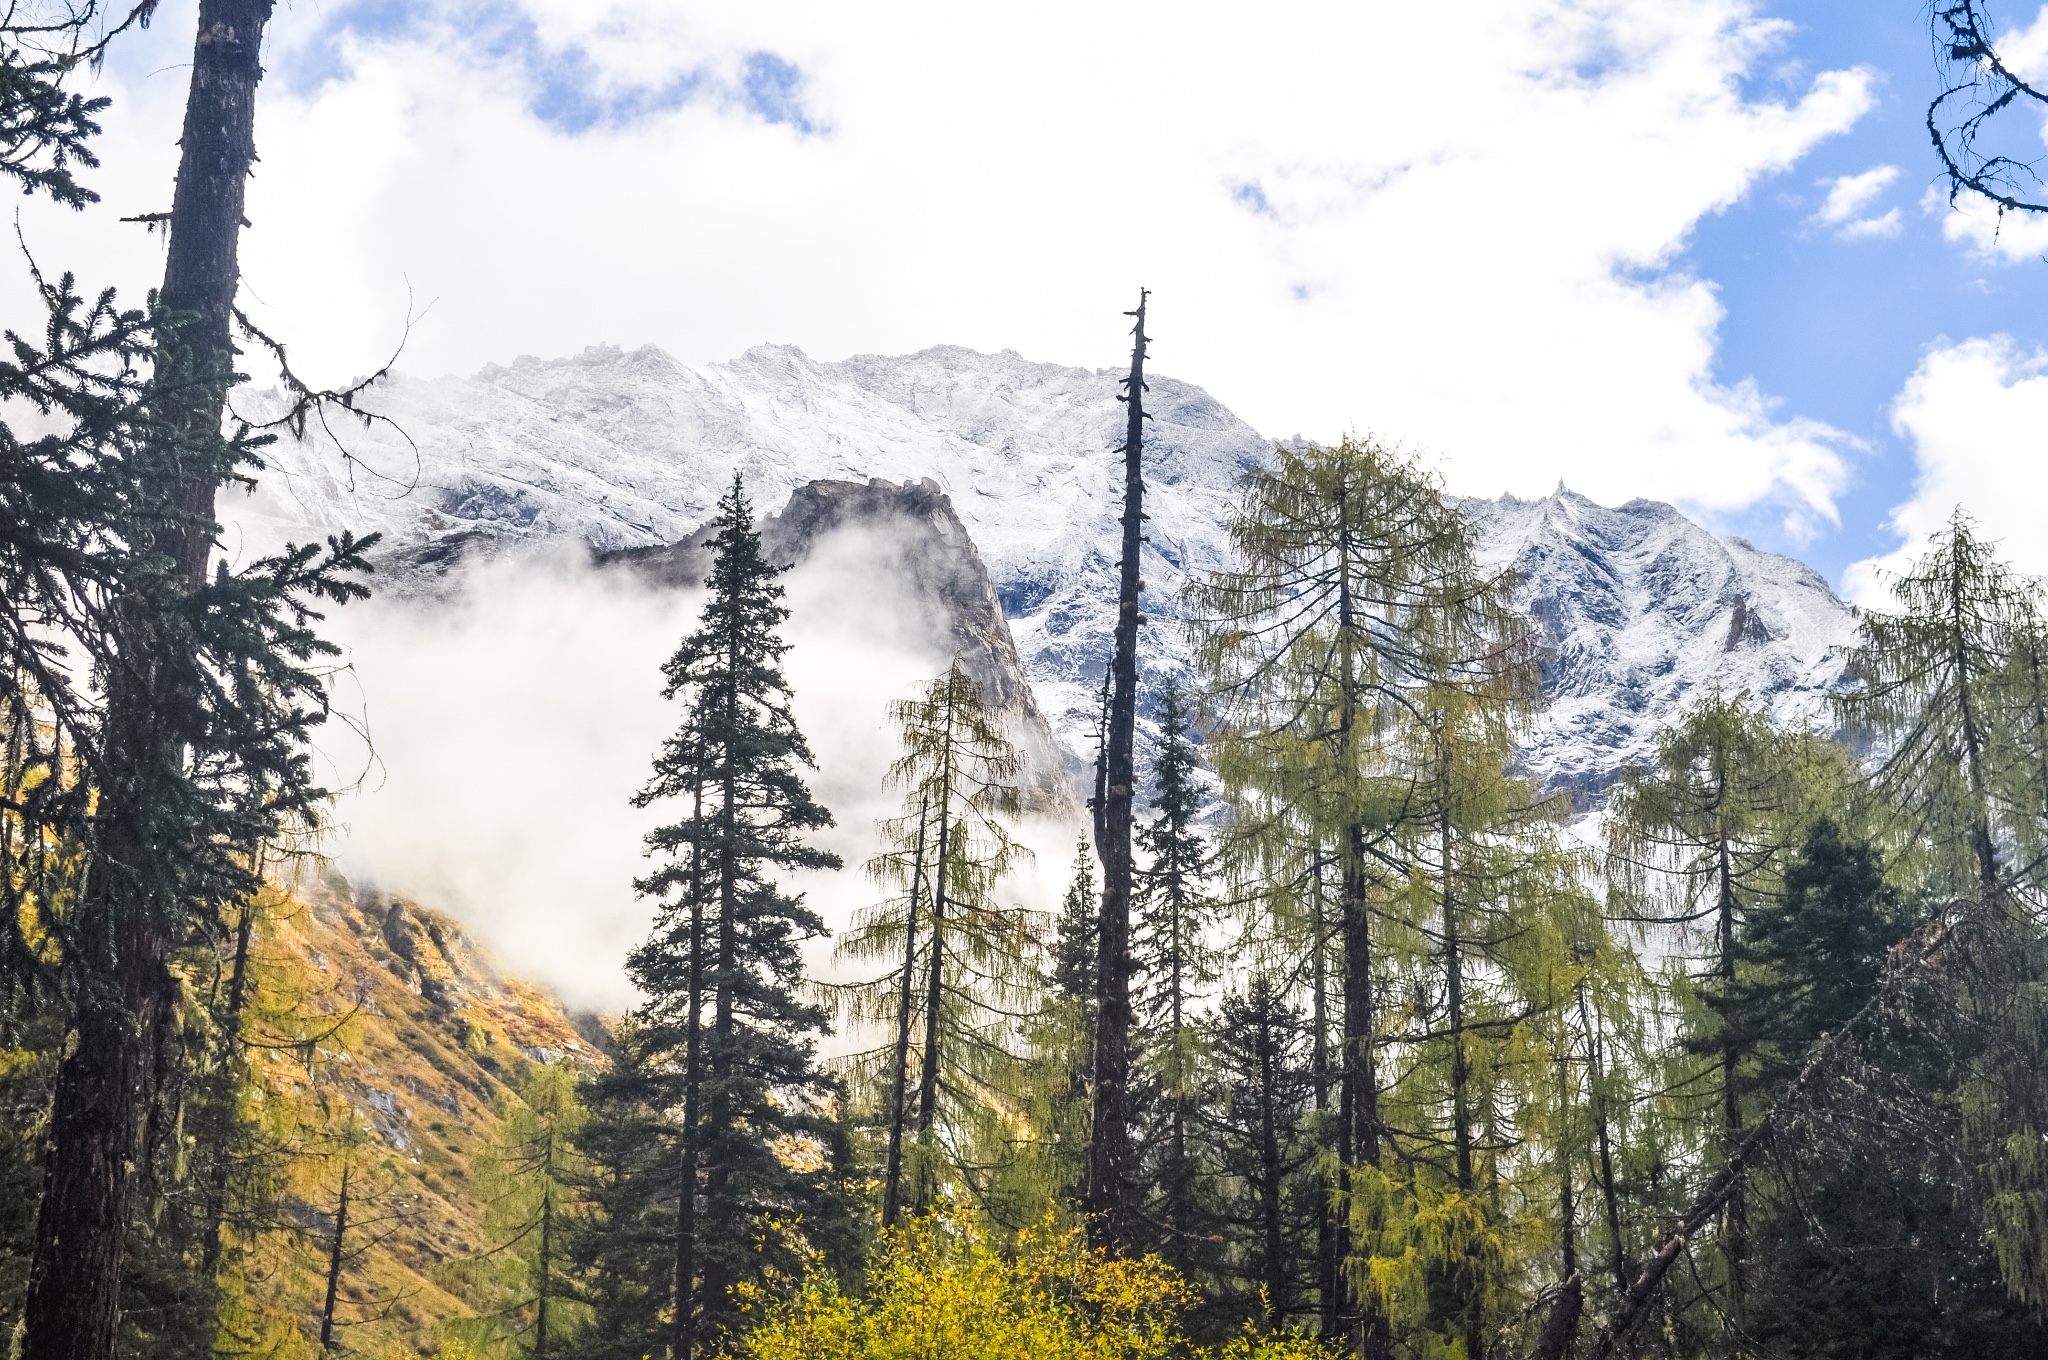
[833,660,1034,1227]
[1194,436,1523,1358]
[457,1064,593,1358]
[628,475,850,1358]
[1602,690,1820,1317]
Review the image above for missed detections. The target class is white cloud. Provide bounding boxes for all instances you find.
[1936,184,2048,261]
[1846,336,2048,605]
[1815,163,1900,225]
[314,537,1081,1011]
[24,0,1874,530]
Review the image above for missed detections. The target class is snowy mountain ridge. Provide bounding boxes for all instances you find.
[242,342,1856,795]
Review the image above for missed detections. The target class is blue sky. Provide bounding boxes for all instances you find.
[1698,1,2046,578]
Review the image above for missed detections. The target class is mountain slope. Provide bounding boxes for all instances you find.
[1466,489,1857,797]
[244,343,1855,792]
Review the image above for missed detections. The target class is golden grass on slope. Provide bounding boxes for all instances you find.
[222,867,599,1358]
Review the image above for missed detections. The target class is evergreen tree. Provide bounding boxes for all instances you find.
[1719,818,2044,1357]
[627,475,851,1357]
[1130,682,1221,1284]
[1205,979,1316,1335]
[568,1025,675,1360]
[1053,840,1099,1006]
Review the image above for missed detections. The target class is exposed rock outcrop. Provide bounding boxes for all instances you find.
[604,477,1073,812]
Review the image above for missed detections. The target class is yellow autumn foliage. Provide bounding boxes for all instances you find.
[733,1210,1334,1360]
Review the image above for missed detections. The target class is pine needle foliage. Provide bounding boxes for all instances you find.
[626,474,850,1354]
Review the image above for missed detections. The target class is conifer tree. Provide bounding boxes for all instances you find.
[1834,511,2048,1309]
[569,1024,675,1360]
[1206,979,1316,1334]
[1716,818,2044,1356]
[1090,291,1152,1250]
[628,475,849,1357]
[1194,436,1529,1357]
[456,1065,592,1357]
[833,661,1034,1225]
[1602,691,1819,1314]
[0,6,383,1354]
[1054,840,1099,1007]
[1131,682,1221,1278]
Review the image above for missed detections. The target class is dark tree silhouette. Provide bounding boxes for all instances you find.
[1930,3,2048,221]
[1089,289,1149,1251]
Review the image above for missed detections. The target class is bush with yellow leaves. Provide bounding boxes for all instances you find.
[732,1209,1333,1360]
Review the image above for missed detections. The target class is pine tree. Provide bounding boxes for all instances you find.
[832,661,1034,1226]
[1205,979,1316,1334]
[628,475,850,1357]
[1717,818,2045,1357]
[0,6,381,1354]
[1053,841,1099,1007]
[1131,682,1221,1282]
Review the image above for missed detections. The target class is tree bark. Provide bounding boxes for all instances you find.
[881,796,929,1228]
[21,7,274,1357]
[1256,997,1287,1329]
[1312,861,1339,1342]
[1089,290,1147,1251]
[319,1157,352,1351]
[673,753,706,1360]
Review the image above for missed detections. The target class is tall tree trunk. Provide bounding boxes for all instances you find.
[1312,859,1339,1342]
[882,796,930,1228]
[1714,830,1743,1309]
[1441,811,1480,1360]
[1579,985,1630,1299]
[319,1157,353,1351]
[912,712,956,1214]
[536,1170,553,1360]
[1256,998,1286,1330]
[1089,290,1148,1251]
[22,7,273,1357]
[673,755,707,1360]
[200,896,257,1279]
[702,660,740,1325]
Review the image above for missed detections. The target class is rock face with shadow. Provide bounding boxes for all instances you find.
[602,477,1074,814]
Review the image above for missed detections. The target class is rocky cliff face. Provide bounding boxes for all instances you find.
[604,476,1071,810]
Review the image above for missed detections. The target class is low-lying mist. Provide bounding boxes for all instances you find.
[308,529,1082,1016]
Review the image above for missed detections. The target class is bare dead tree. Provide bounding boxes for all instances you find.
[1088,291,1149,1252]
[1929,2,2048,221]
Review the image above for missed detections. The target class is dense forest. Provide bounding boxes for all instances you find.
[10,3,2048,1359]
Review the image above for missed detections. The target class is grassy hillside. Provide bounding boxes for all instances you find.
[218,866,599,1357]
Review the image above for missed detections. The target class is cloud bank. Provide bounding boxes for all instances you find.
[311,534,1077,1011]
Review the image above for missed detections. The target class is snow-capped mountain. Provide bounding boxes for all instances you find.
[242,343,1856,794]
[1465,491,1857,799]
